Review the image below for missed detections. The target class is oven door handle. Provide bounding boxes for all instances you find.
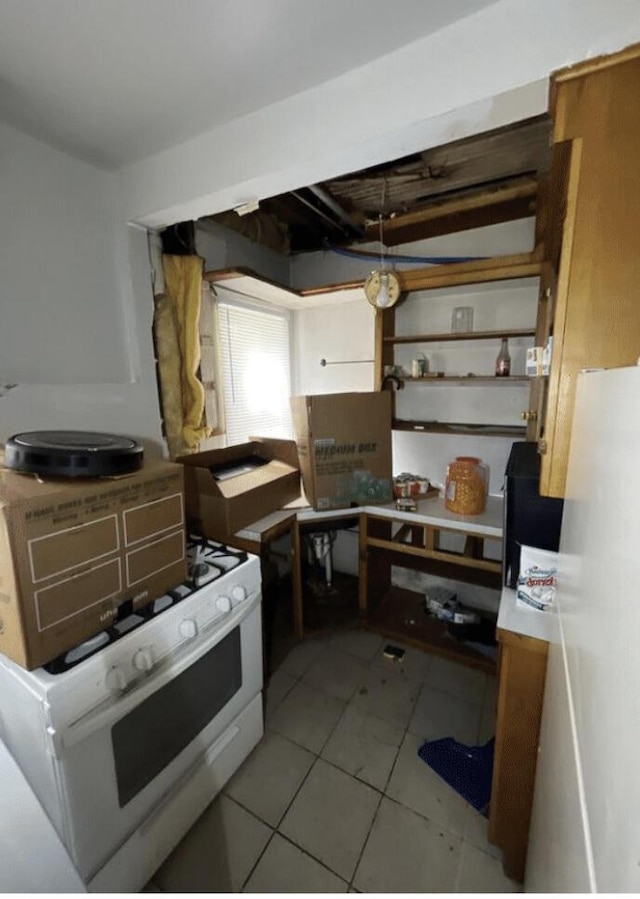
[57,593,260,753]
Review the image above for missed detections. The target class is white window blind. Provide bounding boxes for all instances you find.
[217,301,293,445]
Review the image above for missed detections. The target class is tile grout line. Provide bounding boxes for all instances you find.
[239,826,277,894]
[347,788,384,892]
[276,640,412,891]
[265,636,507,892]
[269,640,386,889]
[240,654,325,889]
[274,831,352,890]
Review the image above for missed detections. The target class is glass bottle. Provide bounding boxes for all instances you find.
[495,337,511,377]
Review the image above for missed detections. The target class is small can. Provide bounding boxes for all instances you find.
[416,477,430,494]
[396,497,417,512]
[393,477,410,498]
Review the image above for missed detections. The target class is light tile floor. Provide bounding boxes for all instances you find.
[148,630,521,893]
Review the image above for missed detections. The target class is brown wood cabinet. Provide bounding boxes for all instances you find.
[488,626,548,882]
[538,44,640,497]
[357,498,504,673]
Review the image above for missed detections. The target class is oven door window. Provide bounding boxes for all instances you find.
[112,626,242,807]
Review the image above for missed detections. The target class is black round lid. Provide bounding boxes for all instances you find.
[4,430,144,478]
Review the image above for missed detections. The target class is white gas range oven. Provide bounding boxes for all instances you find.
[0,536,264,893]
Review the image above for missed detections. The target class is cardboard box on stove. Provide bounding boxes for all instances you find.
[177,437,301,537]
[290,391,393,510]
[0,458,186,670]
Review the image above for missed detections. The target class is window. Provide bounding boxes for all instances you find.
[217,301,293,445]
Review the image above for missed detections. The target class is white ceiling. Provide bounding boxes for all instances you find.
[0,0,498,170]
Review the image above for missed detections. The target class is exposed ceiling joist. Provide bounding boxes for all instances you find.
[368,176,539,245]
[203,114,551,255]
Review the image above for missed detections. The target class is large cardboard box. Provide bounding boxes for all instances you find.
[0,459,186,670]
[291,391,393,510]
[177,437,301,536]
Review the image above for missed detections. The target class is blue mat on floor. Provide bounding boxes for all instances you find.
[418,737,494,814]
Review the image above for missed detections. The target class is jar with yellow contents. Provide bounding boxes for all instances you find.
[445,456,489,515]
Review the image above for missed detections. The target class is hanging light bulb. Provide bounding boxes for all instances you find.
[377,273,391,308]
[363,194,401,310]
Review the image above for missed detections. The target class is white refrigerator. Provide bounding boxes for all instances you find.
[525,365,640,892]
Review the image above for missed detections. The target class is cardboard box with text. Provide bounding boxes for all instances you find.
[0,460,186,670]
[291,392,393,510]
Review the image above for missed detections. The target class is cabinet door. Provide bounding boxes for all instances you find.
[489,632,548,882]
[540,49,640,497]
[533,140,578,453]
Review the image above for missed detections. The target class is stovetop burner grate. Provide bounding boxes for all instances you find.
[43,536,250,675]
[186,535,248,587]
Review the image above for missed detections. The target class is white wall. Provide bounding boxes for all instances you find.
[292,220,536,495]
[0,222,165,453]
[0,122,164,451]
[291,302,375,397]
[525,637,592,892]
[119,0,640,230]
[0,123,129,385]
[526,368,640,892]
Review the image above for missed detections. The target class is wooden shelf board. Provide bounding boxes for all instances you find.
[393,419,527,438]
[399,375,530,384]
[396,252,543,292]
[364,586,497,674]
[386,328,536,345]
[367,536,502,575]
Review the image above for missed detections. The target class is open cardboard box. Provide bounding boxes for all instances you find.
[291,391,393,511]
[177,437,301,537]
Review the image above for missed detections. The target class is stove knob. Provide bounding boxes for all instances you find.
[179,618,198,639]
[132,646,155,673]
[230,585,247,606]
[215,595,232,614]
[105,665,128,695]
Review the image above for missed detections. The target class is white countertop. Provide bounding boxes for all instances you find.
[236,493,503,540]
[237,496,558,647]
[364,494,504,539]
[497,585,556,643]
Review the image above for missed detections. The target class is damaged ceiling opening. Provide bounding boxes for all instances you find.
[201,114,552,257]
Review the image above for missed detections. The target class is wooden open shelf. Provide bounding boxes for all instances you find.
[386,328,536,345]
[398,375,530,384]
[365,586,497,674]
[393,419,527,438]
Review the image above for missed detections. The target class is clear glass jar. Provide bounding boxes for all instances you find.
[445,456,489,515]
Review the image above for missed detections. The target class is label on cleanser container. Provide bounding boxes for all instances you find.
[516,545,559,612]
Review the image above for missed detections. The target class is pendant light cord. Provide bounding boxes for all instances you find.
[379,177,387,271]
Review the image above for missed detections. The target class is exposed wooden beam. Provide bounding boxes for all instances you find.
[204,250,543,300]
[364,178,538,245]
[396,251,543,292]
[328,116,550,217]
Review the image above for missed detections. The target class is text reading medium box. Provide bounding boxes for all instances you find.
[291,391,393,511]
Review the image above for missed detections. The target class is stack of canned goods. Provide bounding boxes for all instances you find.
[393,473,430,510]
